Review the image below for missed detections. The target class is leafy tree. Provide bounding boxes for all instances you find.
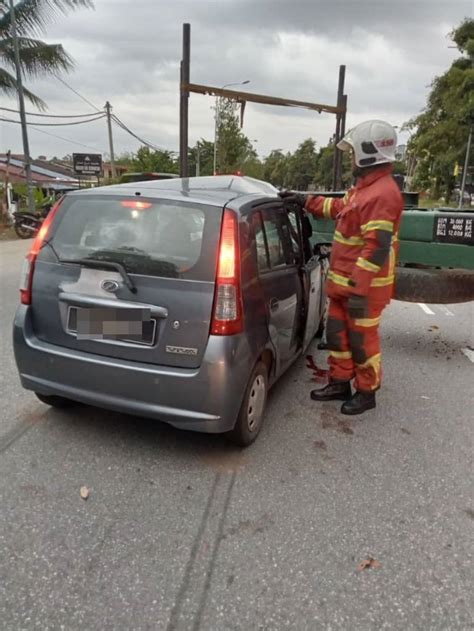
[188,140,214,176]
[263,149,291,188]
[313,142,353,191]
[392,160,407,176]
[216,99,258,174]
[0,0,94,109]
[405,18,474,202]
[131,146,178,173]
[115,152,134,168]
[286,139,318,190]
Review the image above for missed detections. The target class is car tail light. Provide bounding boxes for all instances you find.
[211,209,243,335]
[20,201,62,305]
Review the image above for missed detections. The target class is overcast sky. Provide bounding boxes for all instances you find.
[1,0,472,160]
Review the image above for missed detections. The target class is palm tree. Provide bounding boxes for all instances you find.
[0,0,94,109]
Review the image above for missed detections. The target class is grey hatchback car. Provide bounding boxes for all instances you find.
[13,176,327,445]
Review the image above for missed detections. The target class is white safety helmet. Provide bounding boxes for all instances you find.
[337,120,397,167]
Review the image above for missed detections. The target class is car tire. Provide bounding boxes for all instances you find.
[394,267,474,304]
[228,362,268,447]
[35,393,74,408]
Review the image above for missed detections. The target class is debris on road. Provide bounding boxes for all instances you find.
[313,440,327,451]
[428,325,440,331]
[338,420,354,435]
[356,557,382,572]
[80,486,90,500]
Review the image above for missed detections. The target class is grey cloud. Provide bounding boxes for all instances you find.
[1,0,470,158]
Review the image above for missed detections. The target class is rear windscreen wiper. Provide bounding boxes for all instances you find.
[61,258,137,293]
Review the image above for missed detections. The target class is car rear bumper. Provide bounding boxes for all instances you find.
[13,306,253,434]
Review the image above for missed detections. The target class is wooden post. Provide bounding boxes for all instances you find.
[332,65,346,190]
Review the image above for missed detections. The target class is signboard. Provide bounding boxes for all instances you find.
[433,214,474,245]
[73,153,102,176]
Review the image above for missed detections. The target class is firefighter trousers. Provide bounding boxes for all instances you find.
[326,298,384,392]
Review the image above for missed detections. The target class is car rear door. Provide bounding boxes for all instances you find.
[286,208,326,350]
[30,194,222,369]
[252,206,304,374]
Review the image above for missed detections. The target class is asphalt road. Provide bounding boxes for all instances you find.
[1,238,473,630]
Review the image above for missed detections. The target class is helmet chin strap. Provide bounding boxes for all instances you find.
[353,162,390,179]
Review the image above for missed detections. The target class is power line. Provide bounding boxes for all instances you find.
[0,106,103,118]
[1,115,106,127]
[28,125,106,153]
[112,114,177,153]
[111,114,163,151]
[53,75,102,113]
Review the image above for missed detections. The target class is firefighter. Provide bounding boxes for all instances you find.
[281,120,403,415]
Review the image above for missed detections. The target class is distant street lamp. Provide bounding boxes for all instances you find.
[213,80,250,174]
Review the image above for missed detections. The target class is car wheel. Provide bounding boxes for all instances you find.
[14,221,35,239]
[228,362,268,447]
[35,393,74,408]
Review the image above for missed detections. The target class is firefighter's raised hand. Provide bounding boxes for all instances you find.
[278,191,307,208]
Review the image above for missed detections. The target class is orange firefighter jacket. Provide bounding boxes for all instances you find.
[305,165,404,307]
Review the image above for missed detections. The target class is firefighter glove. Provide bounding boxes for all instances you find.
[278,191,307,208]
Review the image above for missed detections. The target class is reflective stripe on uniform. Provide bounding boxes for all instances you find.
[371,275,395,287]
[323,197,334,218]
[328,270,351,287]
[330,350,352,359]
[355,352,382,390]
[356,257,381,273]
[334,231,365,246]
[361,220,394,234]
[354,316,381,327]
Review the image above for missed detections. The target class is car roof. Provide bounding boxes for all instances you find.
[67,175,280,208]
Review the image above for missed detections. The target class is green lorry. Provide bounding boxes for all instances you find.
[310,193,474,304]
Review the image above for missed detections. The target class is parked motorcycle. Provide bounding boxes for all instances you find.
[13,197,55,239]
[13,212,43,239]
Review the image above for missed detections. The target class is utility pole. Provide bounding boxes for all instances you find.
[459,124,472,209]
[213,97,219,175]
[179,23,191,177]
[9,0,35,213]
[105,101,116,179]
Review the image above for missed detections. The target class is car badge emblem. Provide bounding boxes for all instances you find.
[101,279,120,293]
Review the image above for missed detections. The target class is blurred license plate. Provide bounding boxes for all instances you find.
[67,307,156,345]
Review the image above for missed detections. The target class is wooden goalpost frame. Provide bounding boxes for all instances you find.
[179,23,348,190]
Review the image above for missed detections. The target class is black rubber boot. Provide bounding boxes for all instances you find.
[341,391,376,415]
[310,381,352,402]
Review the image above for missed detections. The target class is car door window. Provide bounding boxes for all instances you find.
[286,210,303,264]
[252,211,270,273]
[263,209,295,268]
[252,207,296,273]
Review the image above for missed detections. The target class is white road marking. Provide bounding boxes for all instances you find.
[461,348,474,363]
[417,303,435,315]
[440,306,455,317]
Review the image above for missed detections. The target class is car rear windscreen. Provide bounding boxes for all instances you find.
[50,195,222,281]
